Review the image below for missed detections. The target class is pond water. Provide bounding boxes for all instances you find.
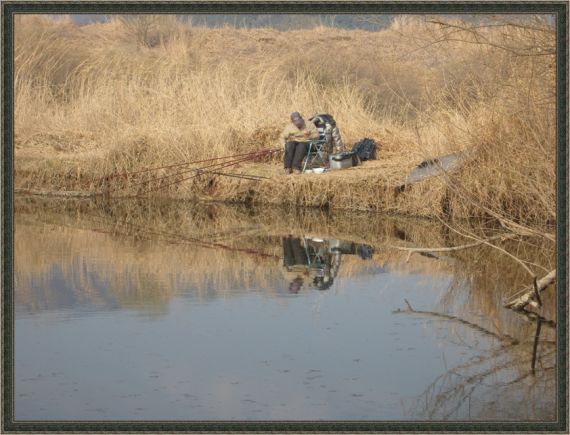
[13,198,557,421]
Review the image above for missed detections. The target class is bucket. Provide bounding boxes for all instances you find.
[329,152,361,170]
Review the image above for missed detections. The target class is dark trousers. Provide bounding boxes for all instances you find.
[284,141,308,170]
[283,237,308,267]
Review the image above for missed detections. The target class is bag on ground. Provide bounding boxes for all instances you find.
[351,138,377,161]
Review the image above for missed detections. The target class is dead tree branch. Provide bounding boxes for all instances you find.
[504,269,556,310]
[389,233,516,262]
[393,299,519,345]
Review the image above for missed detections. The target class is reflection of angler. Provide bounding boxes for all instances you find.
[282,236,335,292]
[282,236,374,292]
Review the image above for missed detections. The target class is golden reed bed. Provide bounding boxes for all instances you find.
[14,15,555,231]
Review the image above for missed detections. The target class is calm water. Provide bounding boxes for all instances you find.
[14,198,556,421]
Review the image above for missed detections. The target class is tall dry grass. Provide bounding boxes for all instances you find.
[14,14,556,229]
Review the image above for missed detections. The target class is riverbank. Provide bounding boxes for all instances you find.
[14,15,556,230]
[16,148,473,219]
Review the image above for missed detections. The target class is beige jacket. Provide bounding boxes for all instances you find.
[279,120,320,146]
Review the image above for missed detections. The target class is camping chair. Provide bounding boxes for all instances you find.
[302,128,328,173]
[302,237,326,276]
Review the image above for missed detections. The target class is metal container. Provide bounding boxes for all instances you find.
[329,152,360,170]
[328,239,356,254]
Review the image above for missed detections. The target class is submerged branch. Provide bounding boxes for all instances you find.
[504,269,556,310]
[389,233,515,261]
[393,299,519,345]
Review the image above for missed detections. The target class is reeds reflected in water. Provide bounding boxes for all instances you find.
[14,197,557,420]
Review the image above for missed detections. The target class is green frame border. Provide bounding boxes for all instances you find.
[1,2,568,433]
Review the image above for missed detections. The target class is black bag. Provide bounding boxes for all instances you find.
[357,244,375,260]
[351,138,377,161]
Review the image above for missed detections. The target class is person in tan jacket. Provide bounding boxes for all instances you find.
[280,112,320,174]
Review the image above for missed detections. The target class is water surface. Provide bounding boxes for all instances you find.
[14,198,556,421]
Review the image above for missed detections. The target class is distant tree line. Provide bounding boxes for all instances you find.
[65,14,394,30]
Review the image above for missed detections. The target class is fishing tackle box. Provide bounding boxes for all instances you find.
[329,152,361,170]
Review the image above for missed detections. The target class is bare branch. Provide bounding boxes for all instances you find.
[505,269,556,310]
[390,233,516,258]
[393,299,519,345]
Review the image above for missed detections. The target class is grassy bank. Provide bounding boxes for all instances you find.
[14,15,556,230]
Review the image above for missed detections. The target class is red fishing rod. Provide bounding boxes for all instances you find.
[94,148,281,184]
[99,148,280,196]
[133,148,280,197]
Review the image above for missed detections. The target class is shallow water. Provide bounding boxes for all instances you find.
[14,198,556,421]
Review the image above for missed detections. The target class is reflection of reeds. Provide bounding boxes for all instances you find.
[14,15,555,228]
[16,198,554,331]
[15,196,556,420]
[16,198,460,315]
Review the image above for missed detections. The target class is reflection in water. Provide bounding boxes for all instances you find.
[282,236,375,293]
[13,197,556,421]
[400,307,556,420]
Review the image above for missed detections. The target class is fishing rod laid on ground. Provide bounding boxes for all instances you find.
[135,149,280,197]
[94,148,277,184]
[97,147,281,197]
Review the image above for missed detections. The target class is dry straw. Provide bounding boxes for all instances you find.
[15,15,555,231]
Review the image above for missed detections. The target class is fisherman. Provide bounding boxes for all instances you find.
[281,236,342,292]
[280,112,320,174]
[309,113,344,155]
[282,235,310,293]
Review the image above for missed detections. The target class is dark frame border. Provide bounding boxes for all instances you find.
[1,2,568,433]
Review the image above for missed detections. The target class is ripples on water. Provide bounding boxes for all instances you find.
[14,198,557,421]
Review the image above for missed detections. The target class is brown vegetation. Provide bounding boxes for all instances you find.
[14,15,556,231]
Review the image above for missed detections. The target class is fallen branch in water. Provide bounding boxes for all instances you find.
[504,269,556,310]
[435,215,540,285]
[389,233,515,262]
[511,308,556,329]
[497,218,555,243]
[393,299,519,345]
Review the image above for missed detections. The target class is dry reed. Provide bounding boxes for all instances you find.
[14,15,556,231]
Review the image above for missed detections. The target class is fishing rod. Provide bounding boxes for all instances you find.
[94,148,280,185]
[100,163,253,195]
[126,152,270,195]
[134,149,280,197]
[207,171,269,181]
[82,207,280,259]
[101,148,278,196]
